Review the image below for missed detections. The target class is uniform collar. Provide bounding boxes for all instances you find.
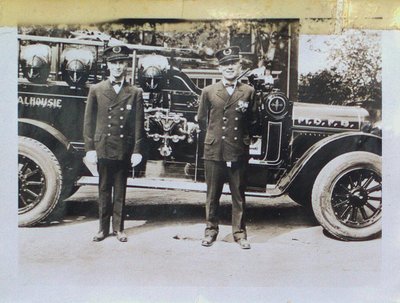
[109,76,125,93]
[102,77,131,105]
[110,76,125,84]
[222,79,238,89]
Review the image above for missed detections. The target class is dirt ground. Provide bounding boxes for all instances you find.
[3,187,395,302]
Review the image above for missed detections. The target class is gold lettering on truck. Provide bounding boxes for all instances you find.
[18,96,62,108]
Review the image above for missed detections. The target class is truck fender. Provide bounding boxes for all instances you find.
[18,118,71,151]
[281,132,381,204]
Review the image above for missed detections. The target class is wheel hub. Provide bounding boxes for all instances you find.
[348,187,368,207]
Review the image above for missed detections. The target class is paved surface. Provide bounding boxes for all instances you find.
[2,187,396,302]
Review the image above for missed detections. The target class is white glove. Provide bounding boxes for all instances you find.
[85,150,97,164]
[131,153,143,167]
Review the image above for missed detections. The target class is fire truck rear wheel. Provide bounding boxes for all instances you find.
[18,136,63,227]
[312,151,382,241]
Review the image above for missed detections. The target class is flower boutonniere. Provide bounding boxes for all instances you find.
[236,100,249,113]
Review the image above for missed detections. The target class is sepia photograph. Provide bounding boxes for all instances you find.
[0,1,399,302]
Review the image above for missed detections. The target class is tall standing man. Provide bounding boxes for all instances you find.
[197,46,258,249]
[84,45,145,242]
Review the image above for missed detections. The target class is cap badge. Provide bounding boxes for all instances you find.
[113,46,121,54]
[223,48,232,56]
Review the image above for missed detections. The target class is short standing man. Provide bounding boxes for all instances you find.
[83,45,145,242]
[197,46,258,249]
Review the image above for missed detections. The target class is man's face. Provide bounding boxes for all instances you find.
[219,60,241,81]
[107,60,128,79]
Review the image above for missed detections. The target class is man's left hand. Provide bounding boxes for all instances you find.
[131,153,143,167]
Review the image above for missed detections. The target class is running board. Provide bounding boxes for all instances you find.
[77,176,284,197]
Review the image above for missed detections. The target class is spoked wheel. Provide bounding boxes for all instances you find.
[331,168,381,228]
[19,155,47,214]
[312,152,382,241]
[18,137,63,227]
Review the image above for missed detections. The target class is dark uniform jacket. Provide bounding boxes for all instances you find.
[83,80,145,160]
[197,81,257,162]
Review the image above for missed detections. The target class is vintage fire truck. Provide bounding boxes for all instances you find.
[17,26,382,241]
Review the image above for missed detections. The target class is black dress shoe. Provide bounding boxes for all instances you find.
[236,238,251,249]
[92,231,108,242]
[116,231,128,242]
[201,235,216,247]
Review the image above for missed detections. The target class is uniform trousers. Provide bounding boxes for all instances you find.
[97,159,129,234]
[204,160,247,241]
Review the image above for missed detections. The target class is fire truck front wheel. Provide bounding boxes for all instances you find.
[18,136,63,227]
[311,151,382,241]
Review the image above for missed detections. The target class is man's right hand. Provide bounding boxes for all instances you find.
[85,150,97,164]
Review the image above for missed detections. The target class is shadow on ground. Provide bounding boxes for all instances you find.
[60,199,318,227]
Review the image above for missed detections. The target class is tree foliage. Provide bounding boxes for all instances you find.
[299,30,382,108]
[299,70,351,105]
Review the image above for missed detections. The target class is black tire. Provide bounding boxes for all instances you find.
[18,136,63,226]
[312,152,382,241]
